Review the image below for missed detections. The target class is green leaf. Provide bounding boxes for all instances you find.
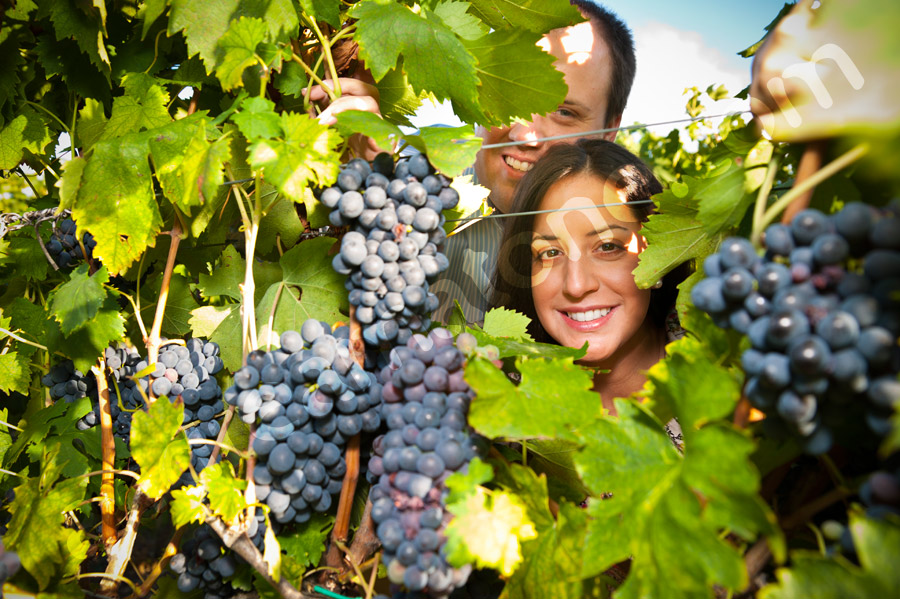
[191,304,242,372]
[148,116,230,212]
[62,296,126,373]
[334,110,404,155]
[5,443,89,589]
[0,106,56,170]
[464,28,567,126]
[575,400,781,596]
[466,356,601,441]
[481,307,532,341]
[57,156,87,211]
[101,72,172,139]
[277,237,347,323]
[44,0,110,70]
[0,236,49,282]
[278,513,334,568]
[248,112,342,201]
[298,0,340,28]
[131,398,191,498]
[501,502,587,599]
[520,439,590,503]
[693,159,756,235]
[203,461,248,523]
[168,0,299,73]
[490,459,555,531]
[141,0,169,39]
[405,125,482,178]
[0,352,30,395]
[263,517,282,581]
[376,67,425,126]
[431,1,489,40]
[48,264,108,335]
[444,457,494,504]
[216,17,268,91]
[76,98,108,151]
[760,511,899,599]
[632,182,721,289]
[72,133,162,275]
[233,96,282,140]
[258,196,304,254]
[351,0,480,118]
[198,245,247,301]
[467,0,584,33]
[171,484,208,528]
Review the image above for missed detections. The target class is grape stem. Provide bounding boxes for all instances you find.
[146,220,184,383]
[208,404,237,466]
[133,528,184,598]
[756,142,869,235]
[92,358,117,551]
[750,156,781,249]
[346,500,380,571]
[303,14,342,97]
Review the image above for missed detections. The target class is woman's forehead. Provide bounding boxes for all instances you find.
[536,174,640,229]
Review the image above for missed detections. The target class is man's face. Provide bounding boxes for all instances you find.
[474,20,620,213]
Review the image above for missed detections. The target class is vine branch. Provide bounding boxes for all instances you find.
[146,220,184,373]
[92,358,117,550]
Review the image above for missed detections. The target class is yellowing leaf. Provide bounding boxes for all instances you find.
[171,484,208,528]
[216,17,267,90]
[131,399,191,499]
[445,487,536,576]
[202,461,248,523]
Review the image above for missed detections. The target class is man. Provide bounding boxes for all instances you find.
[311,1,637,325]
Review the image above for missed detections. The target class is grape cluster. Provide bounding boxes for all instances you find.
[169,513,268,598]
[692,205,900,453]
[130,339,225,474]
[366,329,483,597]
[41,346,144,440]
[42,340,224,476]
[320,153,458,349]
[47,217,96,269]
[0,538,21,591]
[224,320,383,525]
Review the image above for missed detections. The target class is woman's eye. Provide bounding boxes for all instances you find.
[536,248,561,260]
[598,242,623,253]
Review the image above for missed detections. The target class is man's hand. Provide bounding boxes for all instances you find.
[308,77,386,161]
[750,0,900,142]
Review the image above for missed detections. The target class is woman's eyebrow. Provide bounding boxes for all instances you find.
[532,224,630,242]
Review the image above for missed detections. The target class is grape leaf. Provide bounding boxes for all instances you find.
[257,196,304,254]
[58,156,86,210]
[278,237,347,323]
[100,72,172,140]
[248,112,342,202]
[0,236,50,281]
[298,0,340,28]
[277,513,334,568]
[44,0,110,70]
[60,296,126,373]
[216,17,268,91]
[489,459,556,532]
[198,245,247,301]
[444,457,494,504]
[466,356,601,441]
[575,398,782,597]
[5,443,89,589]
[191,304,242,373]
[233,96,282,140]
[0,30,25,112]
[481,307,532,341]
[520,439,589,503]
[431,1,489,41]
[760,511,899,599]
[202,461,248,523]
[375,67,425,126]
[693,159,756,236]
[445,486,537,575]
[72,132,163,275]
[466,0,583,33]
[48,264,108,335]
[131,398,191,499]
[171,484,208,528]
[463,28,567,126]
[632,179,721,289]
[0,352,29,395]
[403,125,482,178]
[140,0,169,38]
[168,0,298,73]
[351,0,481,119]
[0,106,56,170]
[501,502,587,599]
[334,110,404,155]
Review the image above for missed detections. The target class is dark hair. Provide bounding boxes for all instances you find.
[491,138,688,344]
[571,1,636,123]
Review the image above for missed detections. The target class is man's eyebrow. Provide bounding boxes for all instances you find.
[560,98,590,111]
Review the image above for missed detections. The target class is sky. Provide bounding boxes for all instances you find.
[410,0,792,134]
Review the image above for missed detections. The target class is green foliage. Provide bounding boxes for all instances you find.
[131,398,191,499]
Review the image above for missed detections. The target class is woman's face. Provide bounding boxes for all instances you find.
[530,172,654,367]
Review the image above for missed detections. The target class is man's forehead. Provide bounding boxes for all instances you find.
[538,20,598,66]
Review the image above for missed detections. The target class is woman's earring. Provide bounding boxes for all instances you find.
[652,280,664,289]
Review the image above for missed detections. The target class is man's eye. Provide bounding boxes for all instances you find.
[555,106,576,118]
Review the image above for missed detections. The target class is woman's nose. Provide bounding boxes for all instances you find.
[563,256,599,298]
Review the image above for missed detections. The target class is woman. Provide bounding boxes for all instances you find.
[492,139,687,414]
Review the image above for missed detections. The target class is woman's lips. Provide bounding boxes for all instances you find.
[559,306,616,331]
